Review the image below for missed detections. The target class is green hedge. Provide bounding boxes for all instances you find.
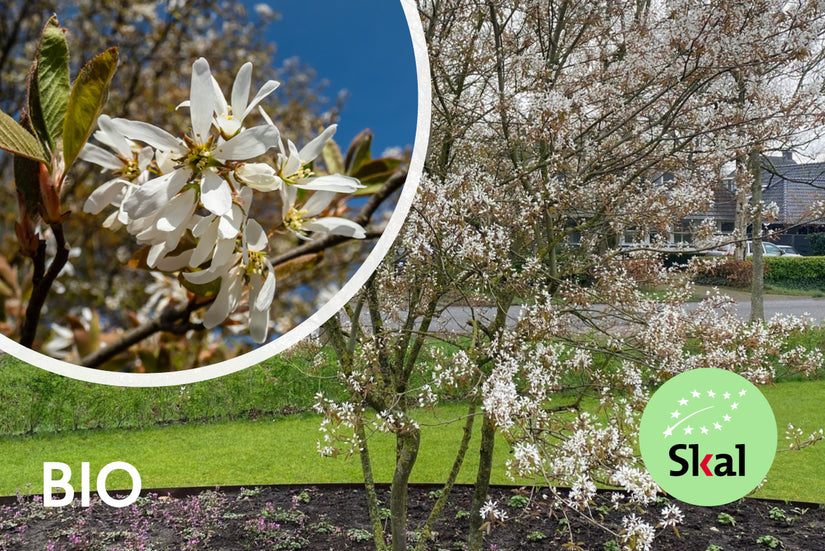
[764,256,825,288]
[0,347,345,437]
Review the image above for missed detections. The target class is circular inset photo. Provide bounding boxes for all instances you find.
[0,0,429,384]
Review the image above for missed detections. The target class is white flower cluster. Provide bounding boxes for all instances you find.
[80,58,366,343]
[478,499,508,523]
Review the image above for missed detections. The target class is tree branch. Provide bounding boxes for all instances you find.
[80,300,204,369]
[21,224,70,348]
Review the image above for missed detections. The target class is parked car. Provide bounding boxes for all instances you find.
[706,241,789,257]
[776,244,802,257]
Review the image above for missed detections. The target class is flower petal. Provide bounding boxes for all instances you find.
[201,171,233,216]
[157,188,197,232]
[240,80,280,122]
[156,249,193,272]
[102,210,121,230]
[203,266,244,329]
[190,217,220,267]
[211,75,228,115]
[282,141,301,175]
[210,239,238,271]
[299,124,336,163]
[108,118,182,153]
[231,62,252,118]
[245,218,268,251]
[294,174,363,193]
[217,204,244,239]
[249,273,273,344]
[84,178,126,214]
[303,191,336,217]
[190,58,216,142]
[213,125,280,162]
[78,143,123,171]
[137,146,155,171]
[254,270,276,312]
[97,114,134,158]
[235,163,281,191]
[146,242,169,268]
[304,217,366,239]
[258,105,275,126]
[124,168,190,220]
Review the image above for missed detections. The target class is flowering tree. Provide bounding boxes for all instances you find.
[314,1,825,550]
[0,10,407,369]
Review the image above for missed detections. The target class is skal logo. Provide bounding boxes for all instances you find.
[639,368,777,506]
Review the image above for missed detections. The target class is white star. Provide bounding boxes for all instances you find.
[707,390,715,398]
[739,389,747,397]
[664,426,674,437]
[678,398,689,406]
[714,422,722,431]
[700,426,709,435]
[691,390,701,398]
[723,392,731,399]
[671,410,681,419]
[731,402,739,410]
[723,415,731,422]
[684,425,693,435]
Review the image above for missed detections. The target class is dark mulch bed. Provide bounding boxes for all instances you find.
[1,484,824,550]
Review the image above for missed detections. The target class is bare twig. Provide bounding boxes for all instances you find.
[80,300,204,369]
[21,224,70,348]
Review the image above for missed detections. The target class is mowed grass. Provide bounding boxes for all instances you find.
[1,382,823,502]
[0,404,519,496]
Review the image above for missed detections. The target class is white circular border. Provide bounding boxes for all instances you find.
[0,0,431,387]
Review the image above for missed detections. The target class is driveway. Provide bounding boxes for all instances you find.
[425,288,825,333]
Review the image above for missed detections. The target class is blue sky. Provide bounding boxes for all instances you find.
[251,1,419,157]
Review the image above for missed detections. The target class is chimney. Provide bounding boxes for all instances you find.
[782,150,794,161]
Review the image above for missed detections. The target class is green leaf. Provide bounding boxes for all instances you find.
[322,138,345,175]
[37,15,71,148]
[62,47,118,171]
[352,157,402,180]
[353,183,386,196]
[14,110,44,219]
[344,129,372,175]
[14,157,43,220]
[0,109,48,163]
[26,61,49,152]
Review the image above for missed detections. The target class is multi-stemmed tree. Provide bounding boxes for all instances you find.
[315,1,825,550]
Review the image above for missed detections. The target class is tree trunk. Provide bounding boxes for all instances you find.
[390,428,420,551]
[415,399,478,550]
[749,148,765,321]
[356,414,387,551]
[733,152,749,261]
[467,412,496,551]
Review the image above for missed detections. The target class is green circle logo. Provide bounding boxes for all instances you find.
[639,368,777,506]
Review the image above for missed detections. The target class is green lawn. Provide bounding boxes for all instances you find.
[0,404,515,495]
[1,381,824,502]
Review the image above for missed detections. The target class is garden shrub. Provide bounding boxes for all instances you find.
[764,256,825,289]
[693,259,757,287]
[807,233,825,256]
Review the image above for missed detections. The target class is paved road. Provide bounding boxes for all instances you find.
[424,289,825,333]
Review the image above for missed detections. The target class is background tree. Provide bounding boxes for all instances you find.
[0,1,406,370]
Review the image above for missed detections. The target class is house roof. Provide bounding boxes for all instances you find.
[763,160,825,225]
[714,153,825,226]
